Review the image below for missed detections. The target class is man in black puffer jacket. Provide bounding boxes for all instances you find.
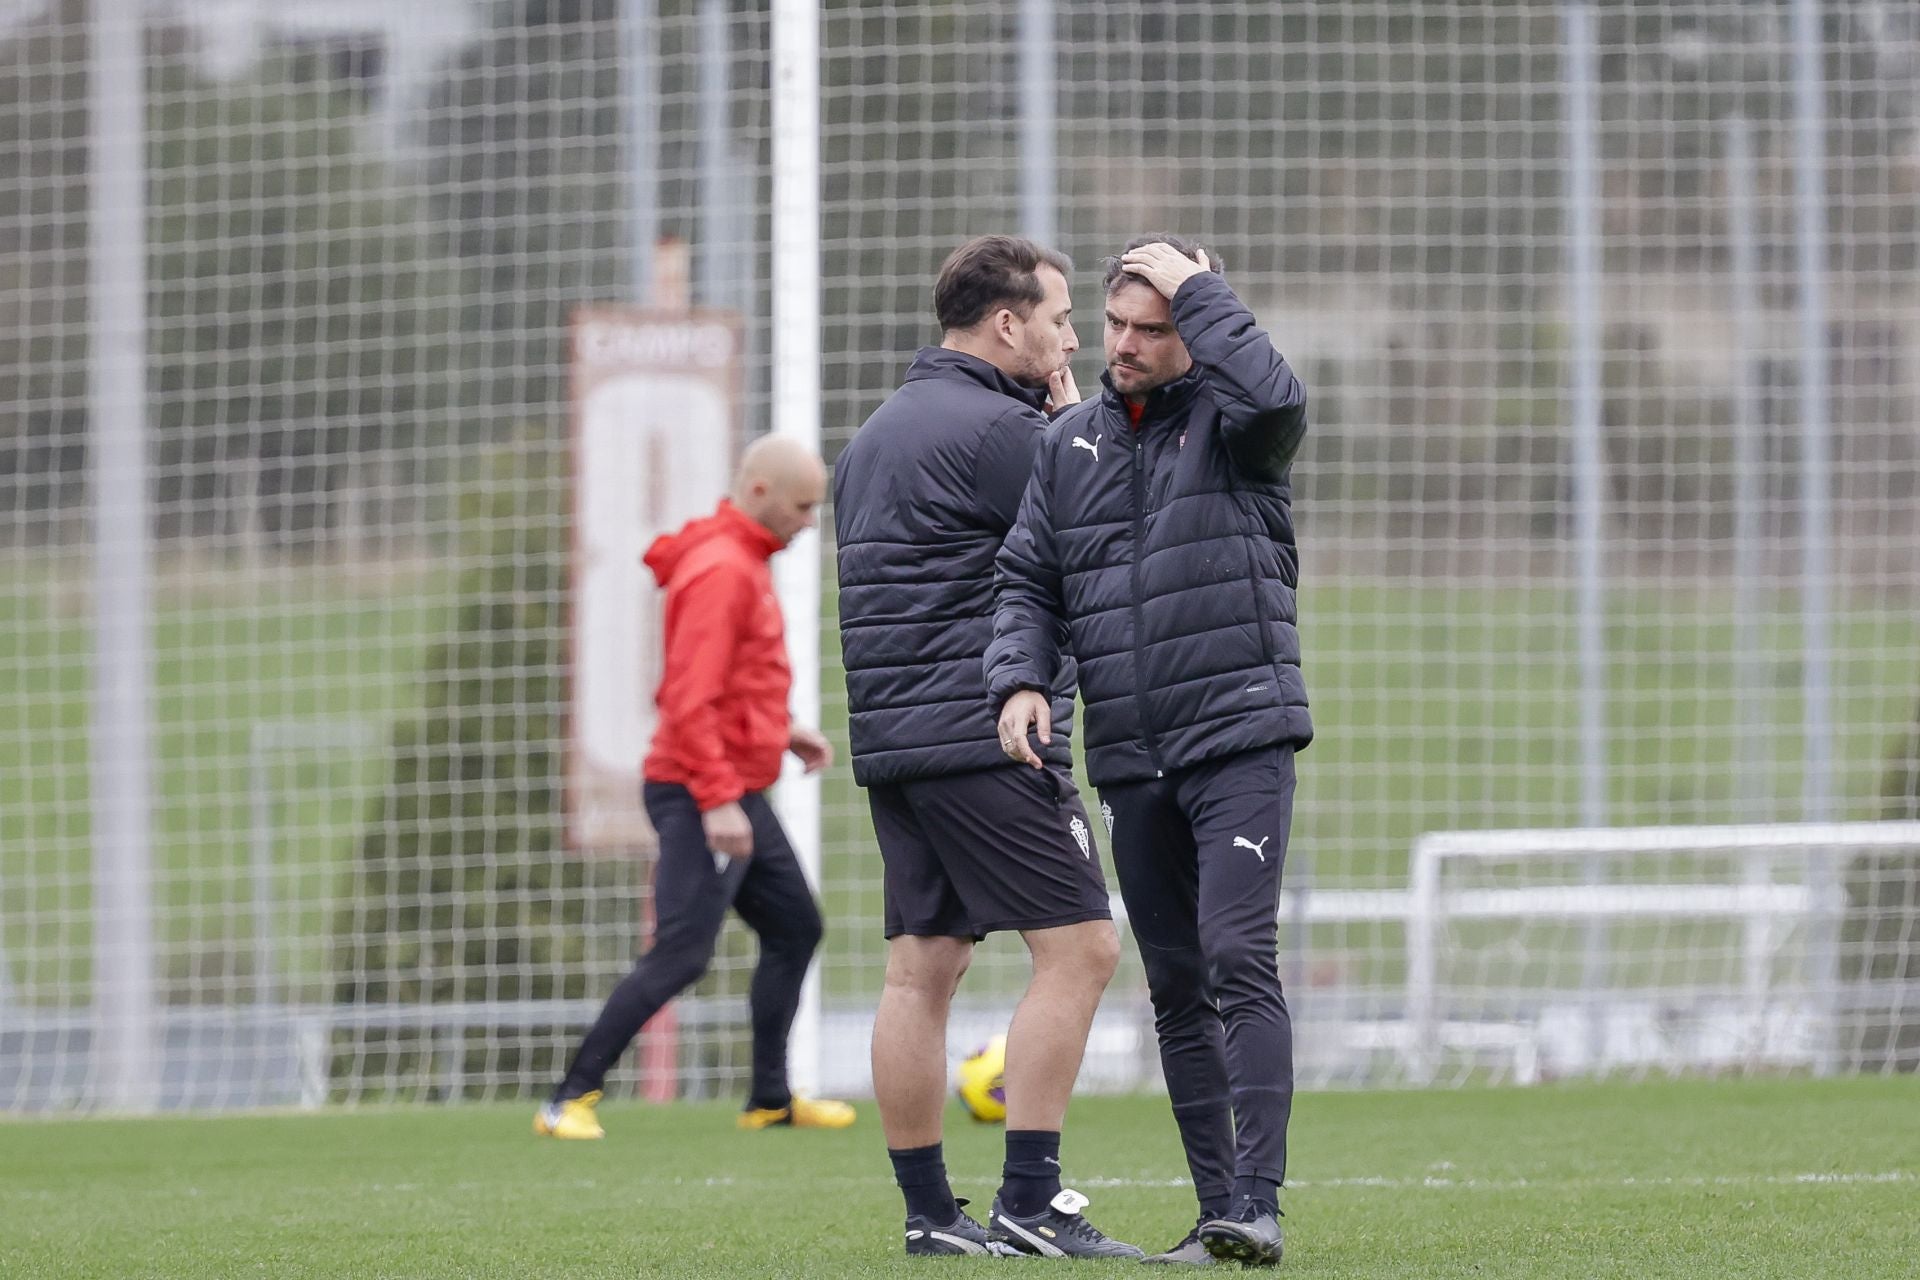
[835,235,1137,1260]
[988,235,1310,1268]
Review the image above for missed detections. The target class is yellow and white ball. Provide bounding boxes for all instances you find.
[954,1035,1007,1124]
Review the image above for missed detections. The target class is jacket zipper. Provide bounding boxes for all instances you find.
[1128,423,1167,777]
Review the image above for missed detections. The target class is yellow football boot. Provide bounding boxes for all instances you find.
[736,1096,857,1130]
[533,1090,605,1140]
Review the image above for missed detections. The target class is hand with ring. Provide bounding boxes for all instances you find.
[995,690,1052,769]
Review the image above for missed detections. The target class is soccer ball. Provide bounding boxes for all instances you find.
[954,1035,1007,1124]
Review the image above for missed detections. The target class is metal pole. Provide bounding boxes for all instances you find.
[1404,836,1442,1086]
[1790,3,1835,822]
[1018,0,1057,248]
[1564,0,1607,831]
[250,734,276,1007]
[1790,0,1840,1076]
[620,0,659,304]
[729,155,755,318]
[1726,112,1774,1055]
[696,0,735,309]
[1563,0,1609,1071]
[1727,112,1768,817]
[771,0,823,1098]
[88,0,158,1113]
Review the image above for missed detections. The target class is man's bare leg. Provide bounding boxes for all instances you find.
[996,918,1120,1217]
[985,918,1139,1257]
[1002,919,1120,1131]
[874,934,974,1234]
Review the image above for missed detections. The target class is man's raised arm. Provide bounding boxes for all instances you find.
[1166,268,1307,484]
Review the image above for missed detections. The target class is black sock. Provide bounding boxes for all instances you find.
[999,1129,1063,1217]
[889,1144,958,1222]
[746,1088,791,1113]
[1199,1192,1234,1222]
[1232,1174,1281,1217]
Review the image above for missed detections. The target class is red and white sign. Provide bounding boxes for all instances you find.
[568,307,741,853]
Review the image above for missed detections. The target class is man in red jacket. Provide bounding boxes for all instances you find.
[536,434,855,1138]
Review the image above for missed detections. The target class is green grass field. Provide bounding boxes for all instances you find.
[2,1076,1915,1278]
[4,554,1916,1004]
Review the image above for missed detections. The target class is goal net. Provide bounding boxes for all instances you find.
[2,2,1917,1111]
[1396,822,1920,1087]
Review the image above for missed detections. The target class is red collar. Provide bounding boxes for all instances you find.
[715,498,785,560]
[1126,398,1146,428]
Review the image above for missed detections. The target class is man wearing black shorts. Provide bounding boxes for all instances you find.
[990,236,1311,1267]
[834,235,1139,1260]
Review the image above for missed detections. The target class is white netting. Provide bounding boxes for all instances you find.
[1399,823,1920,1086]
[1,1,1917,1111]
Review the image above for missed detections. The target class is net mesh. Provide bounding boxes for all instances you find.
[1,0,1916,1110]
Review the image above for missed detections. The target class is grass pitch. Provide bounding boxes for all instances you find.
[2,1075,1914,1278]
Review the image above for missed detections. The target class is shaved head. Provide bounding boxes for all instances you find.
[732,433,826,546]
[736,433,822,491]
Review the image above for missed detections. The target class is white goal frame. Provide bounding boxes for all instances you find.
[1402,821,1920,1085]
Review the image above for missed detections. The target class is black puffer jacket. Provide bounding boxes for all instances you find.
[835,348,1075,787]
[986,272,1311,787]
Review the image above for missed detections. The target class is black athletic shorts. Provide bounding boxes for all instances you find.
[868,763,1113,939]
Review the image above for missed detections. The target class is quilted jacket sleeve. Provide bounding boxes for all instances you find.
[1172,272,1308,483]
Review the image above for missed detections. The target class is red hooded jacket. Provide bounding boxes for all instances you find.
[640,499,791,810]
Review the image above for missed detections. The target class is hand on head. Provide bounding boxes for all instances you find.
[1119,242,1212,299]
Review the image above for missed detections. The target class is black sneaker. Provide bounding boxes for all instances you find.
[988,1188,1144,1260]
[1141,1216,1216,1265]
[1198,1199,1283,1267]
[905,1197,1011,1257]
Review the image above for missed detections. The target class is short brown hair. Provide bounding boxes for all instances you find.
[933,235,1073,332]
[1101,233,1222,295]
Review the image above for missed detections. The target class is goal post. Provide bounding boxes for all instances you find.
[769,0,824,1098]
[1403,822,1920,1086]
